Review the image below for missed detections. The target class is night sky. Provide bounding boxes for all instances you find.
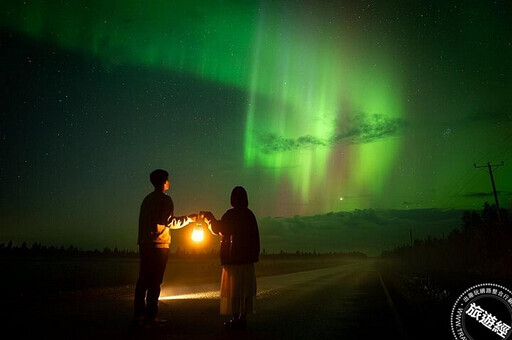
[1,1,511,252]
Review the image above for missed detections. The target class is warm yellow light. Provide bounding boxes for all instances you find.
[160,291,219,300]
[191,226,204,242]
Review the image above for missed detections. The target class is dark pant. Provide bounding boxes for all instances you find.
[134,247,169,319]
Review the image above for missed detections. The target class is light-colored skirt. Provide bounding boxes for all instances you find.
[220,263,256,315]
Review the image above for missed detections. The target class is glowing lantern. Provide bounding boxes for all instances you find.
[191,225,204,242]
[191,217,205,242]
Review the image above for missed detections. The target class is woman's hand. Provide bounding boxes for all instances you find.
[200,211,217,235]
[200,211,215,221]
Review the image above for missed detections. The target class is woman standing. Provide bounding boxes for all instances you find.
[202,186,260,329]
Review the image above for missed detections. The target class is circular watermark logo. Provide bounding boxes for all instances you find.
[451,283,512,340]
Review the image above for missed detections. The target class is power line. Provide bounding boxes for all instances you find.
[474,161,505,222]
[439,133,512,209]
[442,167,480,209]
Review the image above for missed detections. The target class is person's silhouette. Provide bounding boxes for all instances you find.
[133,169,195,327]
[202,186,260,329]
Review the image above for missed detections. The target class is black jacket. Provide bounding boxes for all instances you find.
[211,207,260,265]
[138,191,188,248]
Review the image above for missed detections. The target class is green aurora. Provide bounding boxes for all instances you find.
[1,0,511,223]
[1,1,408,212]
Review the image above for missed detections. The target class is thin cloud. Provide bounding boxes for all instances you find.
[466,110,512,124]
[257,113,408,154]
[258,134,326,154]
[331,113,407,145]
[460,191,511,198]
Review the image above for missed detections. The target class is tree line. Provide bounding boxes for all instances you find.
[0,241,139,258]
[381,202,512,281]
[0,241,367,259]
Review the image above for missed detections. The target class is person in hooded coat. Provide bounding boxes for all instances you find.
[202,186,260,329]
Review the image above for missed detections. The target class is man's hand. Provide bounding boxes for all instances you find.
[168,215,193,230]
[187,214,198,223]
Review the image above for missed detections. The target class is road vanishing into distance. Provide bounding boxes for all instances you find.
[9,260,410,339]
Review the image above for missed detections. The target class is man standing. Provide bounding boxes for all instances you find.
[134,169,195,327]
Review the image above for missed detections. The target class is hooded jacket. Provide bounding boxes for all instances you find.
[213,207,260,265]
[211,186,260,265]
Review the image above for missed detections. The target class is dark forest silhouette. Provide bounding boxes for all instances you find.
[0,241,139,258]
[0,241,367,259]
[381,202,512,281]
[379,204,512,340]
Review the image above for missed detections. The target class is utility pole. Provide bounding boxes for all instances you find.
[474,161,504,222]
